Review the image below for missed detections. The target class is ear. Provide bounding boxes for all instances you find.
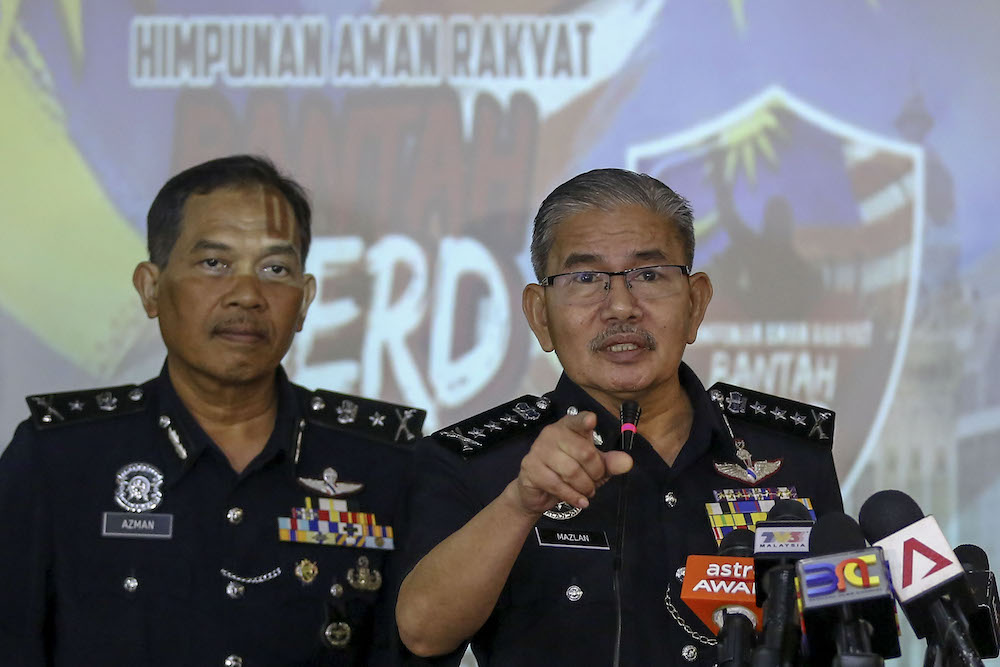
[684,271,713,344]
[133,262,161,319]
[522,283,555,352]
[296,273,318,332]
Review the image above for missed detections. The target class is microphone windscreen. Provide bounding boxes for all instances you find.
[955,544,990,572]
[767,498,812,521]
[858,489,924,544]
[620,400,641,427]
[719,528,755,558]
[808,512,867,556]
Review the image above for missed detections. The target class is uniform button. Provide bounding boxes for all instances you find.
[226,581,245,599]
[565,585,584,602]
[681,644,698,661]
[224,655,243,667]
[566,406,579,416]
[675,566,686,582]
[324,621,352,648]
[158,415,171,428]
[311,396,326,411]
[123,576,138,592]
[226,507,244,525]
[330,583,344,598]
[664,491,678,508]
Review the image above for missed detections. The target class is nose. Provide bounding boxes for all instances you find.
[601,274,641,319]
[224,272,266,310]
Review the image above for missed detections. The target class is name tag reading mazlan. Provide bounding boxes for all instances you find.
[535,527,610,550]
[102,512,173,539]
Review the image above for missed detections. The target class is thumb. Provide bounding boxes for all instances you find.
[602,451,634,477]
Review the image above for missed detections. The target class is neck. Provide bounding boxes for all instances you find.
[589,374,694,466]
[166,358,280,473]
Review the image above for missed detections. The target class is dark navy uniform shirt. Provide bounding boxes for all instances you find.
[0,364,425,667]
[402,363,843,666]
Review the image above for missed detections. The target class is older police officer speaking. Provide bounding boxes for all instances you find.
[396,168,843,665]
[0,155,425,666]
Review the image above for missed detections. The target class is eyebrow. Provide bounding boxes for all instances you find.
[560,248,668,271]
[190,240,300,259]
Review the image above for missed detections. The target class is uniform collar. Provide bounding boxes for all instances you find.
[547,362,733,470]
[152,362,303,480]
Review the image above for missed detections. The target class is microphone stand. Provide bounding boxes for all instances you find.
[751,564,801,667]
[611,402,639,667]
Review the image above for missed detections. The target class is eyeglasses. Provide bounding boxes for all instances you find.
[539,264,690,305]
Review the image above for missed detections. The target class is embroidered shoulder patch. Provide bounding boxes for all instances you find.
[433,395,555,458]
[708,382,835,445]
[26,385,147,429]
[307,390,426,445]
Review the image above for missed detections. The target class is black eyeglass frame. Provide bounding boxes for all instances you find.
[538,264,691,289]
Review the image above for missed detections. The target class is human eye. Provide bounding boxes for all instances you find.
[569,271,602,285]
[260,261,299,280]
[199,257,227,272]
[631,266,673,282]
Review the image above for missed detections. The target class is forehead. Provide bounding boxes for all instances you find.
[178,185,298,245]
[547,205,682,270]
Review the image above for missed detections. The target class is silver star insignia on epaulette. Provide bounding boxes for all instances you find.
[750,401,767,415]
[790,412,807,426]
[369,412,385,426]
[298,467,365,498]
[770,407,787,420]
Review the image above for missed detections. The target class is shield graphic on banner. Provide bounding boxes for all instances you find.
[627,86,924,490]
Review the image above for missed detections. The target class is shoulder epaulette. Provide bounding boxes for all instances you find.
[307,389,426,445]
[26,384,147,429]
[708,382,834,445]
[432,395,555,458]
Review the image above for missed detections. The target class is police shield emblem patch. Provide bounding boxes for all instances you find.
[628,86,923,485]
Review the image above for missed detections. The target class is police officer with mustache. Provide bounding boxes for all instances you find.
[395,169,843,666]
[0,155,425,666]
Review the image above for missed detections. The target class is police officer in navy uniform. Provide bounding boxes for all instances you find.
[0,155,425,666]
[395,169,843,666]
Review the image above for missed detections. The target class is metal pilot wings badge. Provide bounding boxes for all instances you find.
[297,467,364,498]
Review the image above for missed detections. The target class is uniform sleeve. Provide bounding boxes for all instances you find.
[394,437,486,667]
[0,422,53,666]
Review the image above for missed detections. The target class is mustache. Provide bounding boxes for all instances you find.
[211,316,269,337]
[588,323,657,352]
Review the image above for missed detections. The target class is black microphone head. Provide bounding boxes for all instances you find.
[767,498,812,521]
[858,489,924,544]
[955,544,990,572]
[808,511,867,556]
[719,528,755,558]
[620,400,641,426]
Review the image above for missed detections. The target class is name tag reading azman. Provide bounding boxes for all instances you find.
[102,512,173,539]
[535,527,610,550]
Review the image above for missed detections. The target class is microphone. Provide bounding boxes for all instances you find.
[681,529,762,667]
[954,544,1000,659]
[797,512,901,665]
[751,499,814,667]
[858,490,982,666]
[618,400,641,452]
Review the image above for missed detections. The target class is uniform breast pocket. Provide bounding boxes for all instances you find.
[501,528,615,648]
[66,541,196,663]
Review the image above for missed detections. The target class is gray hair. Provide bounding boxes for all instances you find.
[529,168,695,280]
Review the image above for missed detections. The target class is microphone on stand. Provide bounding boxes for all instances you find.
[680,528,762,667]
[796,512,901,666]
[611,400,640,667]
[858,490,983,667]
[751,498,814,667]
[953,544,1000,659]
